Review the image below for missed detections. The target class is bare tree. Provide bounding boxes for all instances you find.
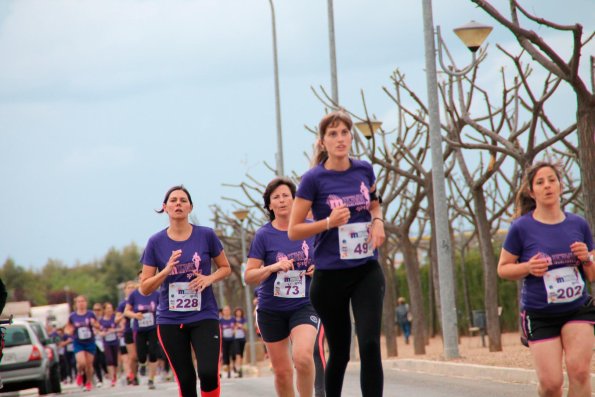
[471,0,595,233]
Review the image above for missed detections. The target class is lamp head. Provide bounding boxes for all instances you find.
[233,209,249,221]
[354,119,382,140]
[453,21,493,53]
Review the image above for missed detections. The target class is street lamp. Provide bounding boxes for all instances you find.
[421,0,493,360]
[436,21,493,77]
[267,0,284,177]
[354,119,383,140]
[233,209,257,366]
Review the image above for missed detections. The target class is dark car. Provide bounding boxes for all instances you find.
[0,318,61,395]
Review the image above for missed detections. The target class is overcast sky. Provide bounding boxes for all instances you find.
[0,0,592,269]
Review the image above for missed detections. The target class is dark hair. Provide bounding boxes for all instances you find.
[156,185,193,214]
[263,177,296,221]
[312,110,353,166]
[514,161,562,218]
[233,307,245,318]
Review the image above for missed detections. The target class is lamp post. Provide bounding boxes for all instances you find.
[233,209,257,366]
[421,0,492,360]
[327,0,339,104]
[267,0,284,177]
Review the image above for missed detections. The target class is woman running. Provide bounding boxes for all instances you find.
[219,305,235,378]
[288,110,386,397]
[498,161,595,397]
[232,307,247,378]
[245,177,318,397]
[98,302,121,387]
[125,287,160,390]
[66,295,99,392]
[139,185,231,397]
[116,281,138,385]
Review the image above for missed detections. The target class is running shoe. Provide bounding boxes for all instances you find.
[96,381,102,388]
[76,374,83,387]
[85,382,92,392]
[148,379,155,390]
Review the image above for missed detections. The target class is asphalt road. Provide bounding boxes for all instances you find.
[2,365,538,396]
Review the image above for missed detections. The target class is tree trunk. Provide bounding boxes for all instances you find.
[380,246,398,357]
[472,188,502,351]
[401,236,427,354]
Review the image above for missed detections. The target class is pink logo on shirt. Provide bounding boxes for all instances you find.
[192,252,201,271]
[325,181,371,212]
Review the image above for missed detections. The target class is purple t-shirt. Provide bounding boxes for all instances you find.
[220,317,235,340]
[68,310,96,343]
[141,225,224,325]
[503,211,594,313]
[234,317,247,340]
[116,300,131,333]
[99,315,119,346]
[249,222,315,311]
[296,159,377,270]
[127,289,159,332]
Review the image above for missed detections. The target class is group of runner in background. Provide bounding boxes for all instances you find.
[49,280,172,392]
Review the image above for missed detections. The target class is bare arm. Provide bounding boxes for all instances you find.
[571,243,595,282]
[140,249,183,295]
[367,186,385,249]
[244,257,294,286]
[288,197,350,241]
[124,303,142,320]
[497,248,549,280]
[288,197,322,240]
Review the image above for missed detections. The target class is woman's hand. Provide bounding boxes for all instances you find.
[274,259,294,273]
[305,265,315,277]
[163,249,182,276]
[368,219,385,249]
[133,312,144,320]
[570,241,590,263]
[191,273,214,292]
[328,205,350,229]
[527,253,550,277]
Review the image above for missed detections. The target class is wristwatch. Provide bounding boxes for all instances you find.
[583,252,595,266]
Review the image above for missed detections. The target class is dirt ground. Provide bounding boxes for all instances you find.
[386,332,595,371]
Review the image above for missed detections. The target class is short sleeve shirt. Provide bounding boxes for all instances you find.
[141,225,224,325]
[68,310,96,343]
[248,222,314,311]
[127,289,159,332]
[296,159,377,269]
[503,211,594,313]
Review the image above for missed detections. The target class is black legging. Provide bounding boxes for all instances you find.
[93,346,106,382]
[309,260,385,397]
[136,328,159,364]
[158,319,220,397]
[314,320,326,397]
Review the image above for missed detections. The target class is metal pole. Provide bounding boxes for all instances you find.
[421,0,459,359]
[327,0,339,104]
[240,222,257,365]
[268,0,284,177]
